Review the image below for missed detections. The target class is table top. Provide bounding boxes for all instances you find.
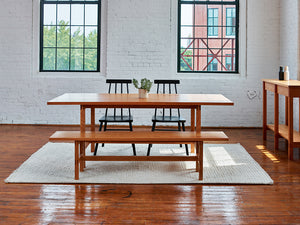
[262,79,300,87]
[47,93,234,108]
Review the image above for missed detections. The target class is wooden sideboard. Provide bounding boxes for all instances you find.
[262,79,300,160]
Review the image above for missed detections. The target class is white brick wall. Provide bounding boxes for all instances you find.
[279,0,299,129]
[0,0,283,127]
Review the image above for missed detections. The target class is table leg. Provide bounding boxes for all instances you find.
[288,97,294,160]
[80,105,86,133]
[195,142,199,172]
[191,108,195,153]
[274,87,279,150]
[263,82,267,140]
[285,97,288,126]
[91,107,95,152]
[196,106,201,133]
[285,97,289,149]
[75,141,80,180]
[80,142,85,172]
[299,98,300,131]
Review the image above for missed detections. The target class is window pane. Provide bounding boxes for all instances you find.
[180,48,193,71]
[57,48,70,70]
[57,25,70,47]
[85,27,97,48]
[44,4,56,25]
[84,49,97,71]
[195,5,206,26]
[71,49,83,70]
[226,7,236,36]
[85,5,98,25]
[57,4,70,25]
[181,5,193,26]
[181,27,193,38]
[71,26,84,48]
[71,5,84,25]
[43,48,56,70]
[43,26,56,47]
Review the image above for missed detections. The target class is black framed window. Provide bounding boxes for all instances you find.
[178,0,239,73]
[40,0,101,72]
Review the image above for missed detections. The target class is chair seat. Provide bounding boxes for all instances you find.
[152,115,186,122]
[99,115,133,122]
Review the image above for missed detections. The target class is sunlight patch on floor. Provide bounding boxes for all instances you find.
[206,146,244,167]
[256,145,280,163]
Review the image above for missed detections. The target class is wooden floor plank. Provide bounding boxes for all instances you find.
[0,125,300,224]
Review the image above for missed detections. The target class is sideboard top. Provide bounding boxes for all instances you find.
[262,79,300,87]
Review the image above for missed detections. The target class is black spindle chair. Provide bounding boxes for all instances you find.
[147,80,189,156]
[94,79,136,156]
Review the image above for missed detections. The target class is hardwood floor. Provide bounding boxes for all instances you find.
[1,125,300,224]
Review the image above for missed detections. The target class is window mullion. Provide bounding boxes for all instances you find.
[55,3,58,71]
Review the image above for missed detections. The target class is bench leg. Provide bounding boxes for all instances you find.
[196,141,203,180]
[80,142,86,172]
[196,142,199,172]
[75,141,80,180]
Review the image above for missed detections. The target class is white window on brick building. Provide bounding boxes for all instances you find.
[178,0,239,73]
[40,0,101,72]
[226,8,236,36]
[207,55,218,71]
[208,8,219,37]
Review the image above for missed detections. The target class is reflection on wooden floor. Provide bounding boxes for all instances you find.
[0,125,300,224]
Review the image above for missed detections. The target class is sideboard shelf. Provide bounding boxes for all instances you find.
[263,79,300,160]
[267,124,300,144]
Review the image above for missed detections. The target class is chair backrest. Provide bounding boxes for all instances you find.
[154,79,181,118]
[105,79,132,117]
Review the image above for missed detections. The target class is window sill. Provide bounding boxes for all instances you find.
[33,71,105,79]
[176,72,245,80]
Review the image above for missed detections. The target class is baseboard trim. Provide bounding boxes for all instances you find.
[0,124,262,129]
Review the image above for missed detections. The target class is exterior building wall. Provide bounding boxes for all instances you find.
[0,0,282,127]
[191,4,236,72]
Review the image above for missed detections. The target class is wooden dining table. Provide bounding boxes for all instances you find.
[48,93,233,131]
[48,93,233,150]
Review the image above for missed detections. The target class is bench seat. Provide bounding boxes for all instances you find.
[49,130,229,180]
[49,131,228,143]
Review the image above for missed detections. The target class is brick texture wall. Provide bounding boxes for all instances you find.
[0,0,282,127]
[279,0,299,129]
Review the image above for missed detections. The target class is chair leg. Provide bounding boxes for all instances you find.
[94,122,103,156]
[178,122,182,148]
[102,122,107,147]
[132,144,136,156]
[94,143,99,156]
[152,122,156,131]
[147,144,152,156]
[147,122,156,156]
[182,122,189,156]
[129,122,136,156]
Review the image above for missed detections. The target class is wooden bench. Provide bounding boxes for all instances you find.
[49,131,229,180]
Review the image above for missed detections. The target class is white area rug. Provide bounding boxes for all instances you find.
[5,143,273,184]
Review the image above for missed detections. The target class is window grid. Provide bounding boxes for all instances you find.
[178,0,239,73]
[40,0,101,72]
